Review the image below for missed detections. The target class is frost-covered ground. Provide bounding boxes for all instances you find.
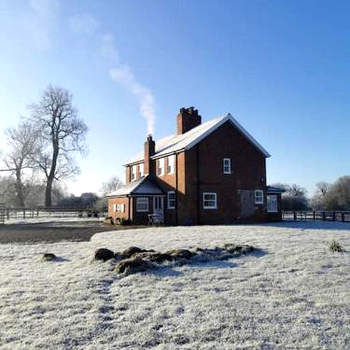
[0,222,349,349]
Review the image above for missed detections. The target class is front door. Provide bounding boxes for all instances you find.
[153,196,164,222]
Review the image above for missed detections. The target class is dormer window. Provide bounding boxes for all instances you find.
[131,165,137,181]
[139,163,144,177]
[167,155,175,174]
[157,158,164,176]
[223,158,231,174]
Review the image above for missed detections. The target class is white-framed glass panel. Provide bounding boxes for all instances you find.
[167,191,175,209]
[131,165,137,181]
[203,192,217,209]
[158,158,165,176]
[255,190,264,204]
[267,195,278,212]
[223,158,231,174]
[167,155,175,174]
[139,163,144,177]
[113,204,117,212]
[136,197,149,212]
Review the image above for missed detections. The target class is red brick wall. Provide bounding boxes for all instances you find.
[108,197,130,223]
[182,120,267,225]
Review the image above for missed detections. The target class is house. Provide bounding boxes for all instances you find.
[107,107,283,225]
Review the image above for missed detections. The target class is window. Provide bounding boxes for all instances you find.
[223,158,231,174]
[267,195,278,212]
[113,204,117,212]
[136,197,149,212]
[167,155,175,174]
[203,192,217,209]
[131,165,137,181]
[139,163,144,177]
[167,191,175,209]
[157,158,164,176]
[255,190,264,204]
[116,204,125,213]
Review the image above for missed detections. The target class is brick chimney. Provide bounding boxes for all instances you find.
[144,134,155,175]
[176,107,202,135]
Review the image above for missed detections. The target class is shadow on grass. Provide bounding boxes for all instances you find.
[259,221,350,231]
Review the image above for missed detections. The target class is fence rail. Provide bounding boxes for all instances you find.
[0,207,104,222]
[282,210,350,223]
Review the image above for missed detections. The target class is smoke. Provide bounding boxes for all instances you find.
[70,16,156,135]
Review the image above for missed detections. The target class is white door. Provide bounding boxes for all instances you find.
[153,196,164,222]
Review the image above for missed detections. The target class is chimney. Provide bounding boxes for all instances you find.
[176,107,202,135]
[144,134,155,175]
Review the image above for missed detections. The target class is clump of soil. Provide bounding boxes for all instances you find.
[94,243,256,276]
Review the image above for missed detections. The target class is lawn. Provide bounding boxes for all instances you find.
[0,222,349,349]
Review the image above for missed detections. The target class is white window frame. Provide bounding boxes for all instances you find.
[113,204,117,212]
[203,192,217,209]
[267,195,278,213]
[139,163,144,177]
[136,197,149,212]
[167,191,176,209]
[223,158,231,174]
[131,165,137,181]
[167,155,175,174]
[255,190,264,204]
[158,158,165,176]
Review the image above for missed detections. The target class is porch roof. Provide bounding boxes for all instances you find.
[267,186,285,194]
[106,175,164,197]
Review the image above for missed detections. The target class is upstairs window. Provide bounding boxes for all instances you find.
[167,191,175,209]
[139,163,144,177]
[255,190,264,204]
[203,192,217,209]
[131,165,137,181]
[223,158,231,174]
[136,197,149,212]
[167,155,175,174]
[157,158,164,176]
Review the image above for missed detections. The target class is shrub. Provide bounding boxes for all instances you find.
[120,218,132,225]
[329,240,345,253]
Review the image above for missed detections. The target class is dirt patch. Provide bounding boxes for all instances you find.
[0,221,146,244]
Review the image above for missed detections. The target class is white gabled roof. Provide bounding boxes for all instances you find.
[125,113,270,165]
[106,175,163,197]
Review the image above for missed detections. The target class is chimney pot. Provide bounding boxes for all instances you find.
[176,107,202,135]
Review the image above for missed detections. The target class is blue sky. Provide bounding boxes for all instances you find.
[0,0,349,196]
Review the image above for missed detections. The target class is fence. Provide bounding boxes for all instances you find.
[282,211,350,223]
[0,204,5,224]
[1,207,104,222]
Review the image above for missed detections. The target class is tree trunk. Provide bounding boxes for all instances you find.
[45,139,59,208]
[45,179,52,208]
[15,169,25,208]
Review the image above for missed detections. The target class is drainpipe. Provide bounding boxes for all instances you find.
[196,145,200,225]
[175,153,178,226]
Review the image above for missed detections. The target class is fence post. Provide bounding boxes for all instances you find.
[6,209,9,220]
[313,211,316,220]
[293,211,297,221]
[332,211,336,221]
[322,212,326,221]
[342,213,345,222]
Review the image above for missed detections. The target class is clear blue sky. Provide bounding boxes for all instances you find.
[0,0,349,196]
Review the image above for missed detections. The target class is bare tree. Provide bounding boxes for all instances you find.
[100,176,123,196]
[0,122,39,207]
[29,85,88,207]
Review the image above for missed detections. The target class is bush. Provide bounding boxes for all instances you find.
[329,240,345,253]
[120,218,132,225]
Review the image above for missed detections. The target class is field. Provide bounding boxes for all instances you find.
[0,221,349,349]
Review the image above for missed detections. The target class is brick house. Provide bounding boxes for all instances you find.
[107,107,283,225]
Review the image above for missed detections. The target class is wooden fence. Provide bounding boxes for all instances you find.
[0,204,5,224]
[1,207,104,222]
[282,210,350,223]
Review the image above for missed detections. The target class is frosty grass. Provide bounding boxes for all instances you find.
[0,221,349,349]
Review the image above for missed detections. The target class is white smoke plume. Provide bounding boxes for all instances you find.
[70,15,156,135]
